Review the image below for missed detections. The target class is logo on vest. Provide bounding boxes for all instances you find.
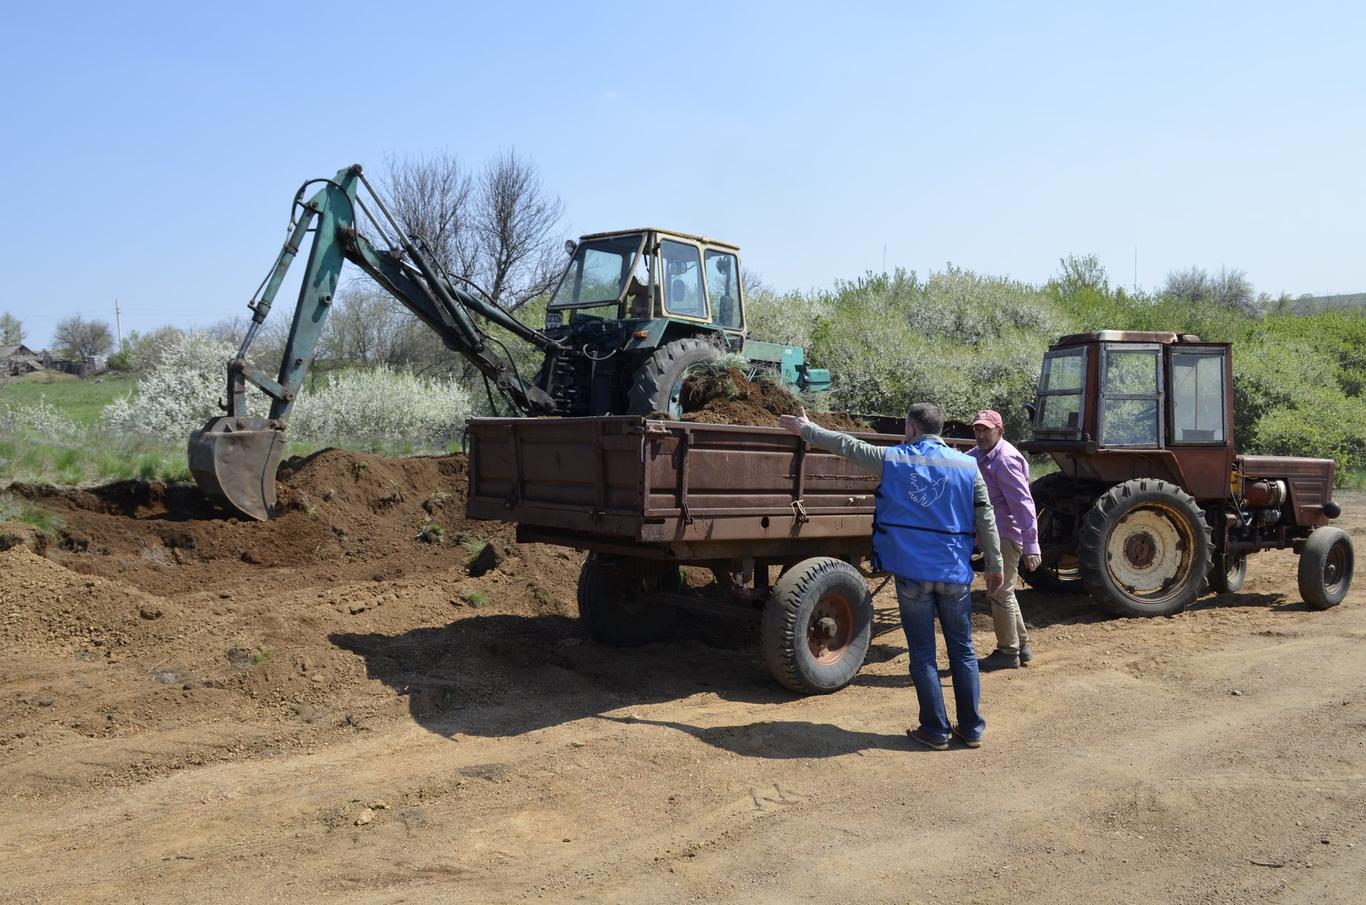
[904,474,948,508]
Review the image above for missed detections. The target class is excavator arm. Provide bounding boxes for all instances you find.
[189,164,561,520]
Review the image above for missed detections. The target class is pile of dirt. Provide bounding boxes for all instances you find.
[0,448,589,794]
[9,449,520,596]
[680,368,871,431]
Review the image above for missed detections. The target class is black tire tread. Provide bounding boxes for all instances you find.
[1019,472,1086,594]
[626,337,721,416]
[1076,478,1213,617]
[762,557,871,694]
[576,554,675,645]
[1298,526,1353,610]
[1209,553,1247,595]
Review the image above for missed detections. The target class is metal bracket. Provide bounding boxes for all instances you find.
[791,499,810,524]
[678,428,693,525]
[505,422,522,508]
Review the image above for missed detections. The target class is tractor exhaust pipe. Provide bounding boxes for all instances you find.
[188,416,286,521]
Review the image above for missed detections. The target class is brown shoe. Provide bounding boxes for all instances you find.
[906,727,950,751]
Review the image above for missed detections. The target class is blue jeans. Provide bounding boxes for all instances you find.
[895,578,985,742]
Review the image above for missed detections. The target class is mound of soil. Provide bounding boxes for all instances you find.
[680,368,871,431]
[10,449,518,596]
[0,448,588,793]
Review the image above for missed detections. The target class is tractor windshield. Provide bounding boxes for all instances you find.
[549,234,644,311]
[1036,347,1086,436]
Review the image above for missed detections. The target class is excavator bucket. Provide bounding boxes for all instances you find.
[188,416,286,521]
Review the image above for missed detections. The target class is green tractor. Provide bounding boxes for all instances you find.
[545,227,828,419]
[188,165,829,520]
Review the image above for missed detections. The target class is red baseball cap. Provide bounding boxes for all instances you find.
[971,409,1004,430]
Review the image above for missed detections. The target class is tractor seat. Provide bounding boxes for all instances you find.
[670,278,698,316]
[715,294,735,327]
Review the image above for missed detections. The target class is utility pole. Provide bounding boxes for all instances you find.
[114,299,123,351]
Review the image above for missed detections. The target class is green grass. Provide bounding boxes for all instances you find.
[0,492,64,533]
[1337,469,1366,490]
[0,434,192,486]
[0,374,137,426]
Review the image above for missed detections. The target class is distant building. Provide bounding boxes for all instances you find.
[1,343,42,376]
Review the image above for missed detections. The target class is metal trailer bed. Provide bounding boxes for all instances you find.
[465,415,909,694]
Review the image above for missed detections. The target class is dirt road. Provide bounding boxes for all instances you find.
[2,455,1362,904]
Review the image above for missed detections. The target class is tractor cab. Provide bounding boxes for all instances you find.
[1017,330,1348,620]
[1021,331,1234,500]
[545,228,745,338]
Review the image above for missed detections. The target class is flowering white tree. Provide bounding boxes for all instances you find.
[102,331,470,451]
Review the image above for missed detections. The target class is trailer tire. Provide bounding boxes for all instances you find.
[576,554,678,646]
[626,337,721,418]
[762,557,872,694]
[1208,552,1247,594]
[1298,527,1353,610]
[1077,479,1212,617]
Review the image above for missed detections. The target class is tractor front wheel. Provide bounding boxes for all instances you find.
[1077,479,1212,617]
[626,337,721,418]
[1298,527,1353,610]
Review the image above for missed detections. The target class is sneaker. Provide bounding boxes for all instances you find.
[906,727,950,751]
[951,725,982,748]
[1019,643,1033,666]
[978,649,1021,671]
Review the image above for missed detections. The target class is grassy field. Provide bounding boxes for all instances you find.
[0,372,137,425]
[0,372,188,486]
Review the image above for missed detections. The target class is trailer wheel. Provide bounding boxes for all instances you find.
[1298,527,1353,610]
[1020,474,1086,594]
[762,557,872,694]
[626,337,721,418]
[1077,479,1212,617]
[1208,553,1247,594]
[576,554,678,645]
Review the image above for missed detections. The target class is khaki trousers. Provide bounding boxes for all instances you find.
[989,539,1030,655]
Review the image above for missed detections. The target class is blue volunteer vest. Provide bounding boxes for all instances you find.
[872,436,978,584]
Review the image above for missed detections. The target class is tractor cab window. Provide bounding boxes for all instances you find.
[549,234,643,312]
[1171,349,1227,444]
[661,240,706,319]
[704,250,742,330]
[1036,348,1086,436]
[1100,345,1162,447]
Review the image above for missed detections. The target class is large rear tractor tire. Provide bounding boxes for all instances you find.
[626,337,721,418]
[1298,527,1353,610]
[577,554,679,646]
[1019,472,1086,594]
[1077,479,1212,617]
[762,557,872,694]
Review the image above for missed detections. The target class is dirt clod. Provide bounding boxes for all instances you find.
[680,367,870,431]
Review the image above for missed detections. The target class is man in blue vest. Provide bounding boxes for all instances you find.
[780,402,1003,750]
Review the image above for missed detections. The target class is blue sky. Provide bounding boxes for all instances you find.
[2,1,1363,348]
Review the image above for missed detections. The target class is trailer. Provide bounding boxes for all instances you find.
[465,415,917,694]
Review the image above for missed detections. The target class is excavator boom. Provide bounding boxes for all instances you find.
[191,165,560,520]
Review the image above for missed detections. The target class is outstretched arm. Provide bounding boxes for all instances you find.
[778,409,886,474]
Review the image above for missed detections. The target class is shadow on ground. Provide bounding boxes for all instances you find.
[597,714,927,758]
[331,611,785,742]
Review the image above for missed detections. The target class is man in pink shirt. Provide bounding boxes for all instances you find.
[968,409,1042,670]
